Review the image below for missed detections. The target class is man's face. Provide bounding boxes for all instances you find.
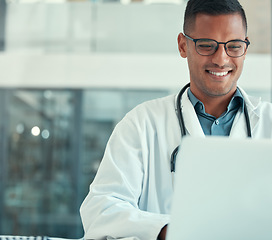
[178,13,248,101]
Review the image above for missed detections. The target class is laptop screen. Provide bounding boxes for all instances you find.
[167,136,272,240]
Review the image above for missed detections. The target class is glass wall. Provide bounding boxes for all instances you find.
[2,90,81,237]
[0,0,271,238]
[0,88,168,237]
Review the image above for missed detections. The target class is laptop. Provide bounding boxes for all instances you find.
[166,136,272,240]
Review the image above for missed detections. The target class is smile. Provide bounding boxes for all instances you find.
[208,71,229,77]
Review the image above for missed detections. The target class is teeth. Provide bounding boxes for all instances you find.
[209,71,229,77]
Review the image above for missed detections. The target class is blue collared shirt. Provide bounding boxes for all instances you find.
[187,88,244,136]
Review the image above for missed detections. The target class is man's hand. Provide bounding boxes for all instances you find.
[158,225,168,240]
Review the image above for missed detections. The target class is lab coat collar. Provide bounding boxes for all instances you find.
[238,86,261,110]
[175,86,261,138]
[233,86,261,136]
[177,88,205,137]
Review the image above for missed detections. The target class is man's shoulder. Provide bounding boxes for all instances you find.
[242,89,272,119]
[132,94,176,114]
[123,94,176,124]
[239,87,272,109]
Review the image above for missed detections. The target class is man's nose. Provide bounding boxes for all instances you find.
[211,44,229,67]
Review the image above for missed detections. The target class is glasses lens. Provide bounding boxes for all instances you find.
[195,39,217,56]
[226,40,247,57]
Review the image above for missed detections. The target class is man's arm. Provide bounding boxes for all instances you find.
[80,113,170,240]
[158,225,168,240]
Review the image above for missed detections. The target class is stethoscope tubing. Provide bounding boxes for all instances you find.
[171,83,252,173]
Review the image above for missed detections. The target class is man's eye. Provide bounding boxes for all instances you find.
[197,43,216,51]
[229,45,241,49]
[228,44,242,52]
[199,44,213,48]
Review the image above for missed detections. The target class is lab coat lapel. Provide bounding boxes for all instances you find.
[230,106,259,138]
[181,90,205,137]
[230,88,260,138]
[229,108,248,138]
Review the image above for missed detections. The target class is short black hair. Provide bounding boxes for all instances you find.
[183,0,248,35]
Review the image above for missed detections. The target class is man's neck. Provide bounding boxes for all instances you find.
[202,96,233,118]
[190,90,236,118]
[189,84,238,118]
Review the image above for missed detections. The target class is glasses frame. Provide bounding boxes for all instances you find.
[184,34,250,58]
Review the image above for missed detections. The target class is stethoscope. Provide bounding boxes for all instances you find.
[170,83,252,173]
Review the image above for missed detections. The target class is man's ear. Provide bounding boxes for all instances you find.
[244,37,250,57]
[177,33,187,58]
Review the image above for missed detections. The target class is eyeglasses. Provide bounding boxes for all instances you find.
[184,34,250,58]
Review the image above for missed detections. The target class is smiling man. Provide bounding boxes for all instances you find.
[178,4,250,120]
[80,1,272,240]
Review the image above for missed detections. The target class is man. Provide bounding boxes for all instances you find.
[80,0,272,239]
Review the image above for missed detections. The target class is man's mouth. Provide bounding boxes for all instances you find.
[207,70,231,77]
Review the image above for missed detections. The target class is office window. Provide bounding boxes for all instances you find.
[1,89,82,237]
[0,88,168,237]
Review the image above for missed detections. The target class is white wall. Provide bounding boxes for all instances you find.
[0,53,270,92]
[1,2,271,100]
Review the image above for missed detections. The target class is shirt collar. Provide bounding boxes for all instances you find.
[187,87,244,115]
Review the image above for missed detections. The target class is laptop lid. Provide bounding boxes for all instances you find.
[166,136,272,240]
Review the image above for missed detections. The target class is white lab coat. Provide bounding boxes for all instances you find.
[80,87,272,240]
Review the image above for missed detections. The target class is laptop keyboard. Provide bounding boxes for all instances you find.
[0,237,48,240]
